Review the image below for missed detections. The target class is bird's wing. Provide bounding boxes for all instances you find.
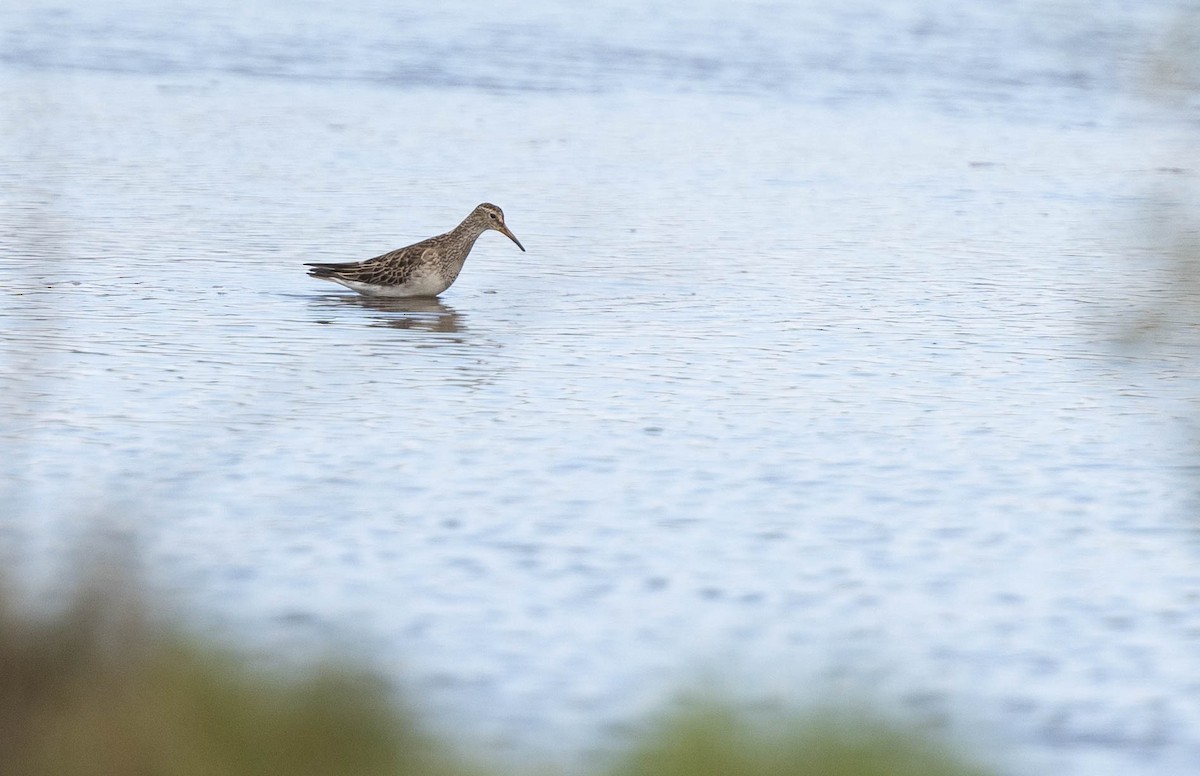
[305,239,436,285]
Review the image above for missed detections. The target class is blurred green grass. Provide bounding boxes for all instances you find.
[612,707,992,776]
[0,577,995,776]
[0,582,463,776]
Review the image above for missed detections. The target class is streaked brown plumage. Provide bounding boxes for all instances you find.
[306,203,524,297]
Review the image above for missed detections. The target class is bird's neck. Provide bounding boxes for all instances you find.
[450,216,487,243]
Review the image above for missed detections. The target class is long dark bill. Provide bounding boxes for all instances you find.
[499,224,526,252]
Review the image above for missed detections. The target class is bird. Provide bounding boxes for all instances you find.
[306,203,524,297]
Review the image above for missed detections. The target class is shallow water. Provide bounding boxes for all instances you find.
[4,1,1200,774]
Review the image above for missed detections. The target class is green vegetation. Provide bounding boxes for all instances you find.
[0,580,994,776]
[0,583,460,776]
[612,707,993,776]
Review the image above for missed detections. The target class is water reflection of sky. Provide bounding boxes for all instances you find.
[0,0,1165,120]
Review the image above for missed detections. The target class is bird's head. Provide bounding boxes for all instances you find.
[474,203,525,252]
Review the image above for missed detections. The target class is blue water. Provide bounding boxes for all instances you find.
[3,1,1200,774]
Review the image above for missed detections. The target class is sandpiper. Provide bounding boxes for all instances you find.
[306,203,524,297]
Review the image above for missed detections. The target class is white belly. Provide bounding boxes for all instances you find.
[329,271,451,298]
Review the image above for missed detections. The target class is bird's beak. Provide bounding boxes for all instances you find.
[498,223,526,252]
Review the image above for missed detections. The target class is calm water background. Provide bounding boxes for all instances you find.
[4,1,1200,773]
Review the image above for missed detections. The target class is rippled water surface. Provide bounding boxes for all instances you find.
[4,1,1200,774]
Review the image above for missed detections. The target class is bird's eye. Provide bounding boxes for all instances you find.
[489,213,498,220]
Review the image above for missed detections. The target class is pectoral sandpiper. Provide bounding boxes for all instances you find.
[306,203,524,297]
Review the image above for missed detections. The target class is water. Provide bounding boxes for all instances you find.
[4,1,1200,773]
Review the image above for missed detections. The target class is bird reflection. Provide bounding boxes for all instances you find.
[311,294,465,333]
